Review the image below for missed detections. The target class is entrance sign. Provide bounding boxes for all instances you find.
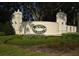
[11,9,77,36]
[32,25,47,34]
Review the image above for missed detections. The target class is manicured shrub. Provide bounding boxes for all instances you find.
[61,33,79,47]
[0,33,79,47]
[6,35,60,46]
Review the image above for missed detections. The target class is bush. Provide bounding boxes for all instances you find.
[6,35,60,46]
[0,33,79,47]
[61,33,79,47]
[0,35,60,46]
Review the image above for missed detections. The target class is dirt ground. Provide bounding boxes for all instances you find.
[17,44,79,56]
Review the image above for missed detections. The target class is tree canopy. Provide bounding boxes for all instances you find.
[0,2,79,25]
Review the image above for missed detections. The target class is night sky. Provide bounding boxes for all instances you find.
[0,2,79,25]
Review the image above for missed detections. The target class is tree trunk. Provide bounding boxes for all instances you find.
[77,12,79,32]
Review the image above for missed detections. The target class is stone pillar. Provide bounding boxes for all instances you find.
[56,9,67,34]
[11,9,23,34]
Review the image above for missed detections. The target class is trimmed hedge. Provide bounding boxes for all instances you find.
[61,33,79,46]
[0,33,79,47]
[6,35,60,46]
[0,35,60,46]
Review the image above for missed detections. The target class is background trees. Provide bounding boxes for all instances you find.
[0,2,79,34]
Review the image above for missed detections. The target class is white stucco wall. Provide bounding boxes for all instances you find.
[16,21,60,35]
[12,21,77,36]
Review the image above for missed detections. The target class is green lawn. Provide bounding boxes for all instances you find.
[0,33,79,55]
[0,44,48,56]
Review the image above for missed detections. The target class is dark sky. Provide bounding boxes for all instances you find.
[0,2,79,25]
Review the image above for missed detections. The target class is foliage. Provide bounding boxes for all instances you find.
[0,33,79,47]
[61,33,79,46]
[6,35,60,46]
[0,22,15,35]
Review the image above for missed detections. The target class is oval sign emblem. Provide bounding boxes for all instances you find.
[32,25,47,34]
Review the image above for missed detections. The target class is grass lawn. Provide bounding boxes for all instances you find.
[0,33,79,55]
[0,44,48,56]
